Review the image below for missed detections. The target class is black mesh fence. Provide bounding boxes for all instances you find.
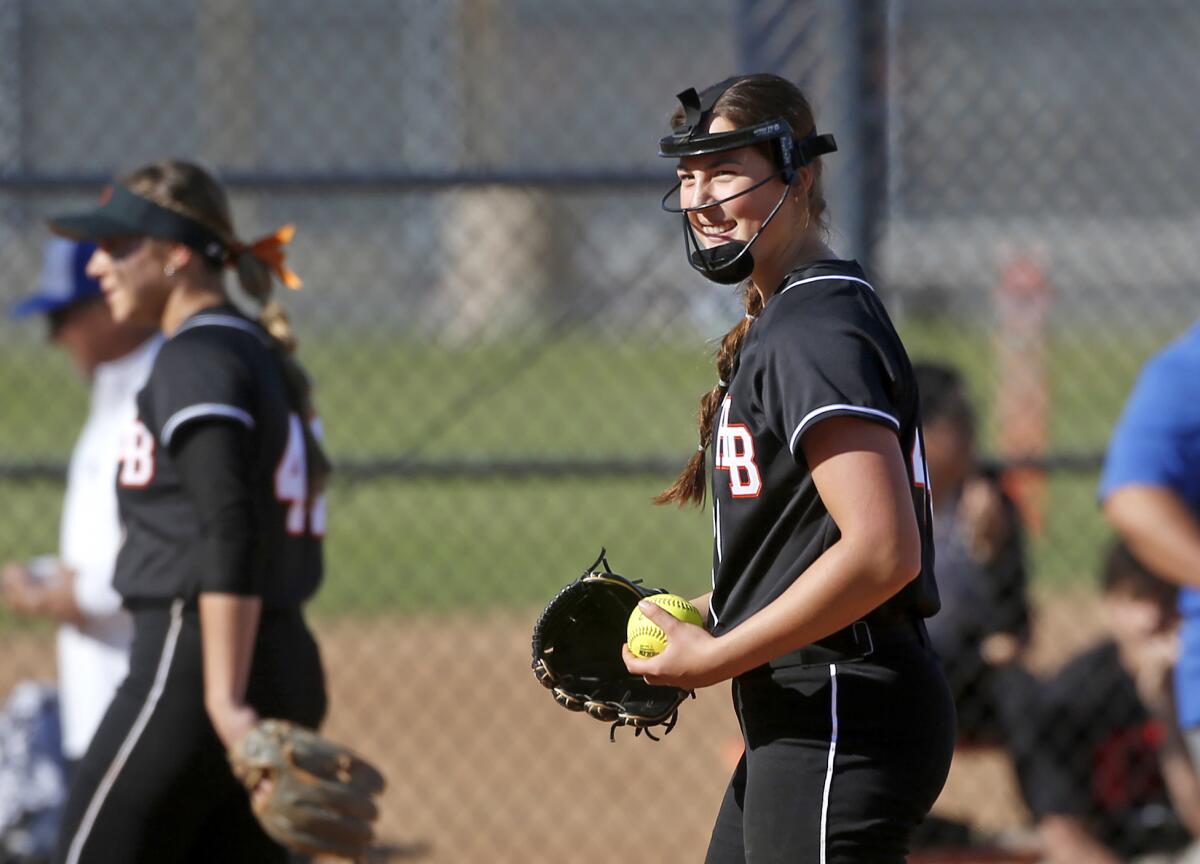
[1,1,1199,861]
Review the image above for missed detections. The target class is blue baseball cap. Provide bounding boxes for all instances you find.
[9,238,102,320]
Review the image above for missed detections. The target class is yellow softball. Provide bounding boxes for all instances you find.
[627,594,703,658]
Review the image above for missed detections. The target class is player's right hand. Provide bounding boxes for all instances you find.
[622,600,723,690]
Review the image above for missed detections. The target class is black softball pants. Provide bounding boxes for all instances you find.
[54,600,327,864]
[705,639,956,864]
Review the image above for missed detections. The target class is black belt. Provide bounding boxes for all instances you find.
[768,609,927,669]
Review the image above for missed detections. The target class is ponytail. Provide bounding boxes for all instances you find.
[230,239,298,350]
[229,241,333,499]
[655,286,764,507]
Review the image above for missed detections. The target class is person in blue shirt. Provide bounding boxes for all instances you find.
[1102,324,1200,771]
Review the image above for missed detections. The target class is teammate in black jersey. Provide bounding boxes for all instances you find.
[624,75,955,863]
[46,160,330,863]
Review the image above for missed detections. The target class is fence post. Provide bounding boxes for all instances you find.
[440,0,553,341]
[0,0,22,255]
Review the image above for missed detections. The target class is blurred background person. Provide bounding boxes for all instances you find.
[914,362,1032,739]
[1025,542,1200,864]
[2,237,160,771]
[1102,322,1200,788]
[907,361,1042,853]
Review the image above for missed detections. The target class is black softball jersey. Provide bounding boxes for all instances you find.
[702,260,954,864]
[57,304,329,864]
[113,305,324,608]
[708,259,939,653]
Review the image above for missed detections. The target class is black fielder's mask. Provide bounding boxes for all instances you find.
[659,77,837,285]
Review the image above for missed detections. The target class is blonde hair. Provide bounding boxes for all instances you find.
[120,160,298,349]
[656,75,829,508]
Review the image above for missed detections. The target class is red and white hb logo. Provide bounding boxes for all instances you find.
[714,397,762,497]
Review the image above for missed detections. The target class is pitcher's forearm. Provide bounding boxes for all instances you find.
[199,592,261,712]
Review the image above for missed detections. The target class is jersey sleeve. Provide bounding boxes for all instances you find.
[171,421,260,596]
[759,294,901,459]
[1100,349,1200,501]
[144,333,256,447]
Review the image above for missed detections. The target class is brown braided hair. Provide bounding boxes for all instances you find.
[655,75,828,507]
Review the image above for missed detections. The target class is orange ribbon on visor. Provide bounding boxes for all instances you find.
[231,224,303,289]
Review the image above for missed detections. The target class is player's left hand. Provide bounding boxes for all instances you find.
[622,600,724,689]
[208,699,261,753]
[209,702,283,811]
[227,719,386,860]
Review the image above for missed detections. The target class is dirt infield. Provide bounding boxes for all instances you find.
[322,590,1103,863]
[0,589,1104,862]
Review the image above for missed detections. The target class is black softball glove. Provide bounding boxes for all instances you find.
[531,549,693,740]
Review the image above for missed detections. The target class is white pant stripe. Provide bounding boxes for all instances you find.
[819,663,839,864]
[64,599,185,864]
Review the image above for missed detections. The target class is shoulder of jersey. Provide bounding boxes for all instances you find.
[152,313,271,378]
[761,262,876,327]
[775,261,874,301]
[169,311,272,348]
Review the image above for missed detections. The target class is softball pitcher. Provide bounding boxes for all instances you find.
[623,74,955,863]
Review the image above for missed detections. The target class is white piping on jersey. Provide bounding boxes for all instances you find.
[174,313,269,343]
[65,599,185,864]
[161,403,256,446]
[713,498,723,564]
[788,404,900,455]
[776,274,876,297]
[710,499,722,627]
[819,663,839,864]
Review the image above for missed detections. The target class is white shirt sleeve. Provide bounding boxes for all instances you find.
[55,335,160,758]
[59,336,161,635]
[71,560,126,620]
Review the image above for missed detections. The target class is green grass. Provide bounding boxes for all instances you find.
[301,335,716,458]
[0,319,1186,623]
[314,476,713,617]
[302,334,721,615]
[0,344,90,460]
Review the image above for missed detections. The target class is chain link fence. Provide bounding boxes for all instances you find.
[1,1,1198,861]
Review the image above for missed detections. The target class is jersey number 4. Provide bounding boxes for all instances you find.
[275,414,328,537]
